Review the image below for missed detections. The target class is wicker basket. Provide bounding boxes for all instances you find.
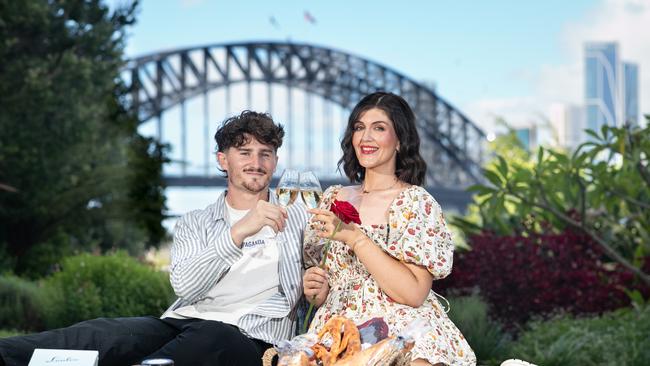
[261,348,278,366]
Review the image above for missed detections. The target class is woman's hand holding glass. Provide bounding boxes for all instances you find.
[308,209,362,245]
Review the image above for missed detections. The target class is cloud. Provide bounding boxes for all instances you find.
[466,0,650,132]
[463,96,547,133]
[536,62,583,105]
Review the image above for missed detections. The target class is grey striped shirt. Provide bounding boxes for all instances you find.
[162,190,308,344]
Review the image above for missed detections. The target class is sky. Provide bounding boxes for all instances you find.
[110,0,650,222]
[119,0,650,133]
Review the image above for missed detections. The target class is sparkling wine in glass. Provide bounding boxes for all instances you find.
[276,169,300,207]
[300,171,323,209]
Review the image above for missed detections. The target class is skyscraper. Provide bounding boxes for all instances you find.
[584,42,639,131]
[623,62,639,126]
[585,42,619,131]
[514,126,537,152]
[549,103,585,151]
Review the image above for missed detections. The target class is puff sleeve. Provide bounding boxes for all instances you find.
[384,187,454,279]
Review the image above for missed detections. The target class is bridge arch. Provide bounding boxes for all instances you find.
[124,41,486,194]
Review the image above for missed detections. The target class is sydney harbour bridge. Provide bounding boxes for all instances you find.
[123,41,487,211]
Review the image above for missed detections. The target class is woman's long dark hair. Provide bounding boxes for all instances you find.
[338,92,427,186]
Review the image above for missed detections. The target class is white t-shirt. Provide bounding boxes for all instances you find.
[165,201,280,325]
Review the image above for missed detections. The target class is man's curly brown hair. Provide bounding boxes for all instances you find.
[214,110,285,153]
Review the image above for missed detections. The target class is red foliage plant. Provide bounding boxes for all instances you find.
[433,229,650,327]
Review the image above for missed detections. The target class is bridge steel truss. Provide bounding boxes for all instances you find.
[124,41,486,190]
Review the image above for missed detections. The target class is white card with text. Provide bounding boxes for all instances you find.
[28,349,99,366]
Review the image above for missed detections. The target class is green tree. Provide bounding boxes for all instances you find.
[456,120,650,285]
[0,0,167,277]
[453,118,532,235]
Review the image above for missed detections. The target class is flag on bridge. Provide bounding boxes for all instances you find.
[269,16,280,30]
[304,11,317,24]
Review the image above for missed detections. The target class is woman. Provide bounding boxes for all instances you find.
[303,92,476,366]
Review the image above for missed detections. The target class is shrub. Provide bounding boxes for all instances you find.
[509,306,650,366]
[0,275,48,331]
[434,230,650,327]
[14,230,74,279]
[447,295,511,366]
[0,329,24,338]
[0,245,16,276]
[44,252,174,328]
[457,123,650,287]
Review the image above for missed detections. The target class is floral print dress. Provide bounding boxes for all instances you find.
[303,185,476,366]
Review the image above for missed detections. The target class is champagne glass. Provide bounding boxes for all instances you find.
[300,171,323,209]
[276,169,300,207]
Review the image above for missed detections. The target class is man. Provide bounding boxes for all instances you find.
[0,111,308,366]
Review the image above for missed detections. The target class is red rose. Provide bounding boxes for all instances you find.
[330,200,361,225]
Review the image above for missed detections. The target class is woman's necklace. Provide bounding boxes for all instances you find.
[361,178,399,194]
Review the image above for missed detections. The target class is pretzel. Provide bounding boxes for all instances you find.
[312,316,362,365]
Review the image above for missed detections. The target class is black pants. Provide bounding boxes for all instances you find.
[0,316,272,366]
